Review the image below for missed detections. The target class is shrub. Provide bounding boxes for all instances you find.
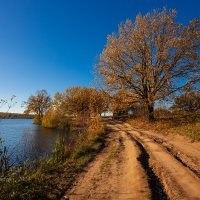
[42,109,70,130]
[42,109,58,128]
[172,91,200,112]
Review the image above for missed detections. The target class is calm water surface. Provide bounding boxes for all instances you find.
[0,119,70,164]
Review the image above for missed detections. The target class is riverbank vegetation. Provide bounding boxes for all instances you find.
[0,115,106,200]
[0,87,108,199]
[0,132,106,199]
[42,87,108,129]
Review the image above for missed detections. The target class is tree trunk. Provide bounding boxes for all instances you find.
[147,103,155,122]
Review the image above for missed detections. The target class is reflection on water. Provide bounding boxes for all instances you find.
[0,119,70,165]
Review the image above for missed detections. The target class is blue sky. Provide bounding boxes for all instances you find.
[0,0,199,113]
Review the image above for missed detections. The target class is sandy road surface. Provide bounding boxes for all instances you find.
[62,121,200,200]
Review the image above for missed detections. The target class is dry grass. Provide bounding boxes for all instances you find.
[167,122,200,141]
[127,116,200,141]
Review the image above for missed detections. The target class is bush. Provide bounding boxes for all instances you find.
[42,109,59,128]
[33,115,41,125]
[42,109,70,130]
[172,91,200,112]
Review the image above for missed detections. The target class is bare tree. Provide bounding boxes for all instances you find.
[0,95,17,112]
[96,8,200,121]
[25,90,51,124]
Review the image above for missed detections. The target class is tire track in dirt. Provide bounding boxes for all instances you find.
[126,132,168,200]
[114,123,168,200]
[123,123,200,200]
[131,128,200,179]
[145,134,200,178]
[118,131,151,200]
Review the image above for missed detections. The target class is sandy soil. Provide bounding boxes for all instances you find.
[131,127,200,178]
[62,121,200,200]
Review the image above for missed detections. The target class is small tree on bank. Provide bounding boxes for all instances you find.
[25,90,51,124]
[96,8,200,121]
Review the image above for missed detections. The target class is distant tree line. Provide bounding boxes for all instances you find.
[0,112,33,119]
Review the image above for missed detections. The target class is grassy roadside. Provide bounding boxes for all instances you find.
[127,117,200,141]
[0,119,107,200]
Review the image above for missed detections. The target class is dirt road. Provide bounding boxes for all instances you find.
[62,121,200,200]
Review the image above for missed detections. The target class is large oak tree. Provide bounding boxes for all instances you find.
[96,9,200,121]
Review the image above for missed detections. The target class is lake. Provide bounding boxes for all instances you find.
[0,119,69,165]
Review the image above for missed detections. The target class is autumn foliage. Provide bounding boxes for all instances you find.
[41,87,108,129]
[25,90,51,124]
[96,8,200,121]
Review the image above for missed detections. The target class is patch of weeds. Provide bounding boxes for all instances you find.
[100,145,119,173]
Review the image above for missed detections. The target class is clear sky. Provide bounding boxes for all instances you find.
[0,0,199,113]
